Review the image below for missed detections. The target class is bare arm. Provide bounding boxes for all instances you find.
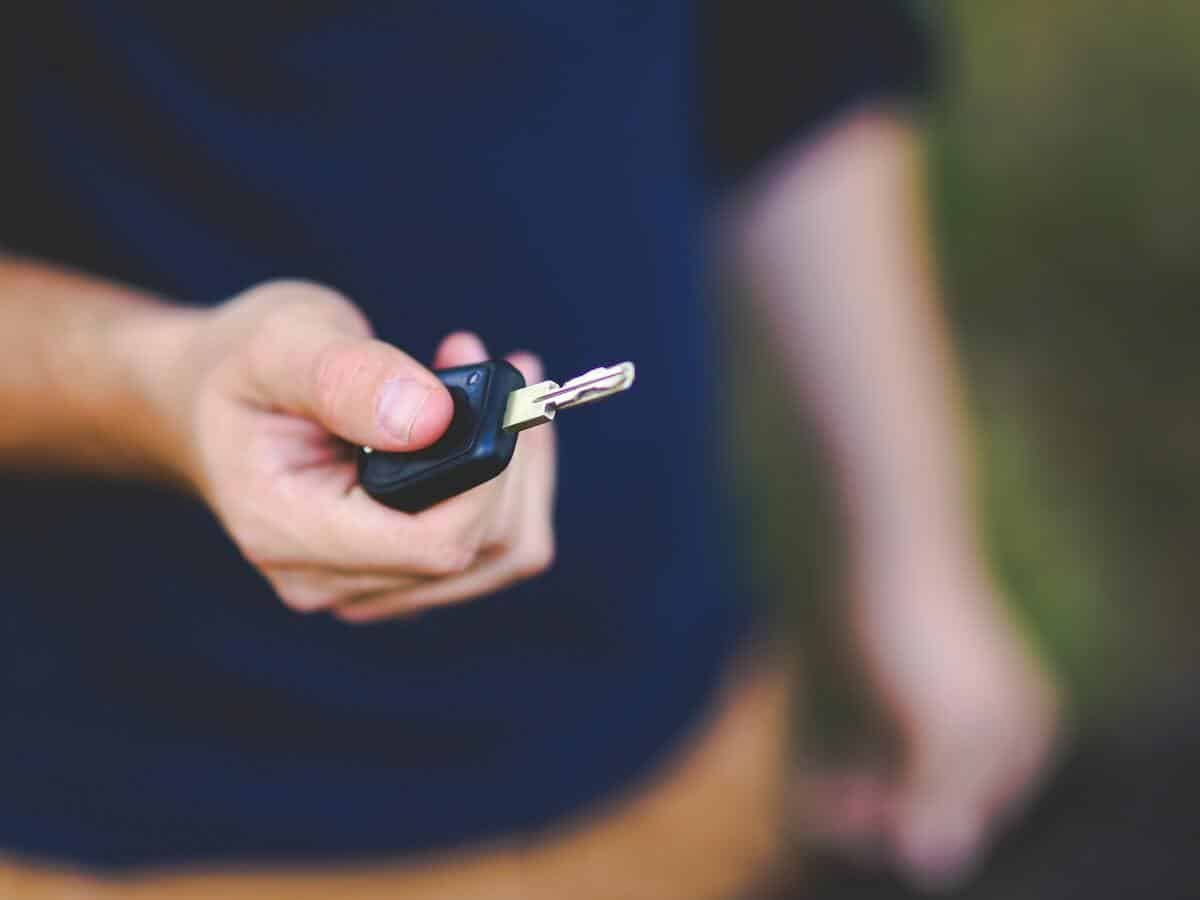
[0,258,557,620]
[733,109,976,589]
[0,260,198,482]
[731,107,1058,887]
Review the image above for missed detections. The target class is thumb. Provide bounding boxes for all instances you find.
[249,318,453,451]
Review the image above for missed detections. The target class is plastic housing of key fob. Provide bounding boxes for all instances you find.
[357,360,527,512]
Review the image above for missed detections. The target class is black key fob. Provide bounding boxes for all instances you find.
[357,360,526,512]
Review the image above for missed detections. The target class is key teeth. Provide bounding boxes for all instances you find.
[560,367,615,389]
[559,362,635,392]
[501,363,635,431]
[545,363,635,410]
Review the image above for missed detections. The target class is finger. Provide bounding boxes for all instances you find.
[281,456,524,572]
[434,331,490,368]
[332,548,521,623]
[466,352,552,550]
[266,567,428,613]
[505,351,556,481]
[504,353,553,467]
[339,448,555,622]
[505,350,544,384]
[330,589,430,624]
[284,341,542,577]
[246,305,453,451]
[485,349,556,547]
[284,486,478,574]
[272,566,428,597]
[335,517,553,625]
[333,589,431,623]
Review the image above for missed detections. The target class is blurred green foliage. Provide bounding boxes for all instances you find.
[936,0,1200,710]
[737,0,1200,742]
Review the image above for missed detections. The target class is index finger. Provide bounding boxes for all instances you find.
[278,475,507,576]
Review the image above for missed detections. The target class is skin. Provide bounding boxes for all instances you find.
[0,105,1057,890]
[731,107,1060,890]
[0,271,556,621]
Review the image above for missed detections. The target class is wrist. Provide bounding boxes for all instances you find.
[847,516,992,606]
[106,300,211,491]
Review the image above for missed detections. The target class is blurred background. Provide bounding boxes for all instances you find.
[734,1,1200,896]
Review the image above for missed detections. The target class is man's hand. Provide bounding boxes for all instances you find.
[860,567,1059,890]
[797,556,1060,891]
[149,280,556,621]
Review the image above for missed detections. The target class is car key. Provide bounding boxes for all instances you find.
[358,360,635,512]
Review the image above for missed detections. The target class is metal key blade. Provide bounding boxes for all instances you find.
[502,361,635,432]
[538,362,635,411]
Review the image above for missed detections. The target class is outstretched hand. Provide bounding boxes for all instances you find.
[152,280,556,622]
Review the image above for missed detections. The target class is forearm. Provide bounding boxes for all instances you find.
[0,257,199,484]
[733,108,981,585]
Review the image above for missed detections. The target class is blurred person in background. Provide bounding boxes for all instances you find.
[0,3,1057,898]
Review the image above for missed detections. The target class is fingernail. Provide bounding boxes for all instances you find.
[377,378,432,444]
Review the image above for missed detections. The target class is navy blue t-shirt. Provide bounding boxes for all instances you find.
[0,2,928,868]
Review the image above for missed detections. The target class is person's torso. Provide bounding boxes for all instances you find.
[0,2,746,867]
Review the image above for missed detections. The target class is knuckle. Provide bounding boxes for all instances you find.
[514,533,555,579]
[331,601,382,624]
[457,525,487,560]
[221,500,290,567]
[224,525,277,575]
[238,543,274,572]
[421,516,486,575]
[260,279,353,314]
[334,594,426,624]
[409,529,476,576]
[332,605,379,625]
[262,568,340,614]
[292,284,368,333]
[275,582,338,615]
[423,541,475,576]
[407,597,459,615]
[239,280,369,338]
[393,593,447,615]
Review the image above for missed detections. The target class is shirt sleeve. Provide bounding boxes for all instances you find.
[700,0,937,186]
